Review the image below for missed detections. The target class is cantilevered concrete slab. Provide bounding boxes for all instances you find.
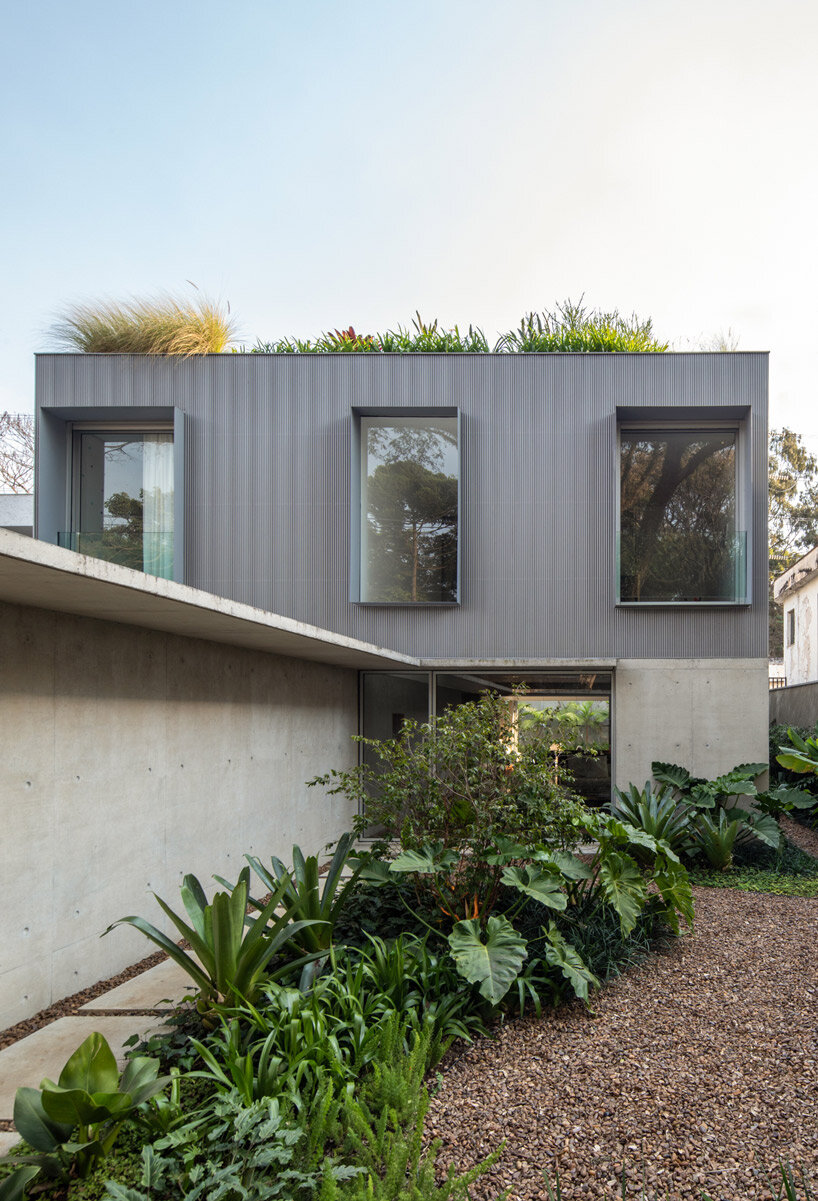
[0,529,417,670]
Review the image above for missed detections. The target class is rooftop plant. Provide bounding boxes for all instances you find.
[251,299,668,355]
[50,292,237,355]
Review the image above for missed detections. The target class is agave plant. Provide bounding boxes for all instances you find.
[105,867,325,1012]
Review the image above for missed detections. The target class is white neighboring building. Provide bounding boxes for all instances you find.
[775,545,818,685]
[0,493,33,536]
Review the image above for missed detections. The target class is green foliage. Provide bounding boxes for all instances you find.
[250,299,666,357]
[242,834,363,964]
[50,293,238,355]
[313,689,586,923]
[651,758,789,860]
[690,809,742,871]
[316,1017,503,1200]
[495,299,667,353]
[689,833,818,895]
[609,782,693,861]
[105,867,325,1013]
[0,1034,168,1198]
[776,727,818,777]
[447,915,528,1005]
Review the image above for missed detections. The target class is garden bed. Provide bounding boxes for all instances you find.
[428,885,818,1200]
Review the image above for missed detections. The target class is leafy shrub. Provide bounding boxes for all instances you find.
[50,293,237,355]
[314,689,587,922]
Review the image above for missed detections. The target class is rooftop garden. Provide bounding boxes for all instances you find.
[48,298,668,357]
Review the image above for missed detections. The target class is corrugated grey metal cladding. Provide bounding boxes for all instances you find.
[35,352,768,661]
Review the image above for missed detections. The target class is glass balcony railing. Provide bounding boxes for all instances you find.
[58,529,174,581]
[617,530,748,604]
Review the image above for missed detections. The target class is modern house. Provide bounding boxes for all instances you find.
[0,348,770,1027]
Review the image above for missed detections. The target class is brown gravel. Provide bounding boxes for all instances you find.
[0,951,166,1053]
[428,887,818,1200]
[780,815,818,859]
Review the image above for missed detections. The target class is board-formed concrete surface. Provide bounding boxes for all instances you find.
[78,960,195,1011]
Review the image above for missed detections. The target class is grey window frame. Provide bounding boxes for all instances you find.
[615,414,750,607]
[350,406,461,606]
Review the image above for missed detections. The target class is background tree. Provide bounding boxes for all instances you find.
[0,411,34,493]
[769,428,818,655]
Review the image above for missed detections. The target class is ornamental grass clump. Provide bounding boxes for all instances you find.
[50,292,237,355]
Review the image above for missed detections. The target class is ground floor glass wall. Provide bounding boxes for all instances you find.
[360,668,612,808]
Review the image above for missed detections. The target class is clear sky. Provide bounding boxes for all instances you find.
[3,0,817,446]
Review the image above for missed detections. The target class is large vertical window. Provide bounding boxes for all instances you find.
[619,427,745,603]
[64,428,174,579]
[359,414,459,603]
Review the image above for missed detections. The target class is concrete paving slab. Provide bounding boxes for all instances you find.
[78,960,196,1011]
[0,1131,20,1156]
[0,1016,170,1120]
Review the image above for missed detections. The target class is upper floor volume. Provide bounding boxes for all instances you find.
[34,351,769,663]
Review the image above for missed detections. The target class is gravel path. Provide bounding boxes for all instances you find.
[428,887,818,1200]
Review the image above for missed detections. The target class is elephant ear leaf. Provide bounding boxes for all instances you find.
[501,865,567,910]
[652,762,691,792]
[447,915,527,1005]
[597,851,647,937]
[543,924,598,1002]
[390,845,456,875]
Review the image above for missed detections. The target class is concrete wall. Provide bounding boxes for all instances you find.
[613,658,770,789]
[0,600,358,1031]
[0,493,33,536]
[770,681,818,730]
[781,574,818,686]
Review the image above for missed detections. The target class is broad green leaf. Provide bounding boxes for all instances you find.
[40,1086,129,1127]
[12,1087,72,1152]
[447,915,527,1004]
[742,810,782,848]
[56,1033,118,1095]
[501,865,567,910]
[0,1166,41,1201]
[349,856,392,884]
[389,846,456,875]
[653,857,695,933]
[543,924,598,1001]
[732,762,767,778]
[776,750,818,775]
[483,836,530,864]
[597,851,646,937]
[652,761,692,791]
[541,850,593,880]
